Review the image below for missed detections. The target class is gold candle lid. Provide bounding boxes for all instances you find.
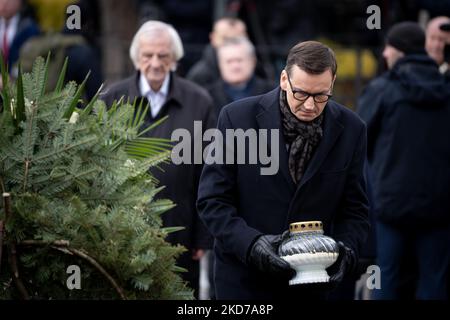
[289,221,323,233]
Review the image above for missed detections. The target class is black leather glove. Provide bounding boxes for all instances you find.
[328,241,357,285]
[247,233,295,280]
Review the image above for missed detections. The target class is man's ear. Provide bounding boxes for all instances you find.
[279,69,288,91]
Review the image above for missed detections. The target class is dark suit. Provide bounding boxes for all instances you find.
[197,87,370,299]
[101,71,216,297]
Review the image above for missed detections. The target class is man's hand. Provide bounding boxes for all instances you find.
[247,233,295,280]
[328,241,356,285]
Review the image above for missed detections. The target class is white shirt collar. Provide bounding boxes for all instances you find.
[139,72,170,117]
[139,72,170,98]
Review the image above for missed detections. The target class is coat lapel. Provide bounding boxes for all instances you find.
[296,101,344,191]
[256,88,296,191]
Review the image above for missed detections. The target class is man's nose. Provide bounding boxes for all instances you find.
[303,96,315,110]
[149,55,162,67]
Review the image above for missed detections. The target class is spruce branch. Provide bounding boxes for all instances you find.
[33,136,97,162]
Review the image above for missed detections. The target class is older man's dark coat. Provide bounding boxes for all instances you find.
[101,72,216,294]
[197,88,370,299]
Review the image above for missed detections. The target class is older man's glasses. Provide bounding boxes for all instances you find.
[286,71,333,103]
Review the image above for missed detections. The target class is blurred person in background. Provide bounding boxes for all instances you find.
[358,22,450,300]
[101,20,215,298]
[61,0,102,100]
[207,36,273,116]
[0,0,39,70]
[436,21,450,79]
[17,0,102,100]
[425,16,450,73]
[186,16,247,87]
[204,36,273,299]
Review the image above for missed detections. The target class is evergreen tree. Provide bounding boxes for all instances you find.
[0,55,193,299]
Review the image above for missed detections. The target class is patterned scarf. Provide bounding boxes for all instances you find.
[279,90,324,184]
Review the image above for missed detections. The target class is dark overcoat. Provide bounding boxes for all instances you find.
[357,55,450,229]
[197,87,370,299]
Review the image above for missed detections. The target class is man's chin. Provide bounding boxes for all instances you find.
[145,74,166,88]
[146,74,165,82]
[295,112,317,122]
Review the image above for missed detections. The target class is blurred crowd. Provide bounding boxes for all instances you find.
[1,0,449,300]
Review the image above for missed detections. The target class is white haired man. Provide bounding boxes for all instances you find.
[101,20,216,298]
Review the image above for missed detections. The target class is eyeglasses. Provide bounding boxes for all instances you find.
[285,70,333,103]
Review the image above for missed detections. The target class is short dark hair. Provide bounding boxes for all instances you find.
[285,41,337,76]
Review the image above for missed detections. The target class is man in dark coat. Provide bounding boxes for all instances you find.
[101,20,216,298]
[187,17,268,89]
[358,22,450,300]
[197,41,370,299]
[207,36,274,116]
[186,17,247,87]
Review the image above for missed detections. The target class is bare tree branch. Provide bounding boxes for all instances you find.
[0,220,4,274]
[64,247,127,300]
[20,240,70,246]
[3,193,30,300]
[19,239,127,300]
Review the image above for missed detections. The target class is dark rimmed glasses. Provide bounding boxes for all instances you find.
[285,70,333,103]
